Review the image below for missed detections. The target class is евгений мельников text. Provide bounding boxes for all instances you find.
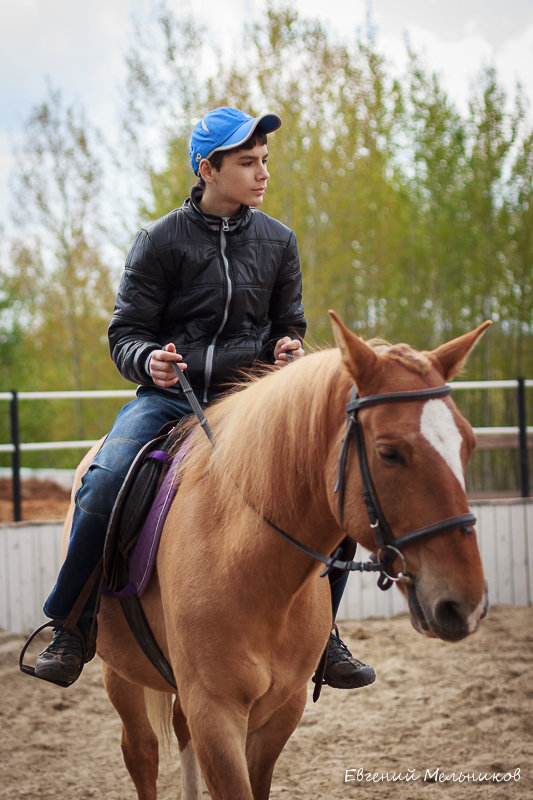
[344,767,521,784]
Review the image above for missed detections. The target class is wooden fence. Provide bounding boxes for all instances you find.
[1,499,531,635]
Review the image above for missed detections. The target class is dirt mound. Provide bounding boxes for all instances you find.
[0,479,71,523]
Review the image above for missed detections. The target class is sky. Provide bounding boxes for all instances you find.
[1,0,532,231]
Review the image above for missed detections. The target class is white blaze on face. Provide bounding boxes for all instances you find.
[420,399,465,489]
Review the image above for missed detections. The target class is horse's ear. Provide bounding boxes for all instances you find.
[329,310,379,387]
[426,321,492,380]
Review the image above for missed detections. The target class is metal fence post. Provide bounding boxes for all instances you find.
[517,377,530,498]
[9,390,22,521]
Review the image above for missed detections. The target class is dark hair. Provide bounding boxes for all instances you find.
[196,130,268,188]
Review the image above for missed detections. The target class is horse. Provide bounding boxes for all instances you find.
[65,312,491,800]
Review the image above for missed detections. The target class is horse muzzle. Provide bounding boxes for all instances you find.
[406,580,489,642]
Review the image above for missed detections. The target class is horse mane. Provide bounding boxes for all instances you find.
[176,338,433,528]
[177,349,347,527]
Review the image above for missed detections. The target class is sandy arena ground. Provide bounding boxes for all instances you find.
[0,481,531,799]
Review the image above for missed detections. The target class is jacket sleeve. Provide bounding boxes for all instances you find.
[107,229,168,385]
[265,230,307,353]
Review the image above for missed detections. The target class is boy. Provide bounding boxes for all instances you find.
[34,107,375,690]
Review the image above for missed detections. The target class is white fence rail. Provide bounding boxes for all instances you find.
[0,381,532,525]
[0,381,531,455]
[0,390,136,457]
[0,379,533,453]
[1,500,531,635]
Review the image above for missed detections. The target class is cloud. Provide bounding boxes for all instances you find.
[372,0,533,47]
[394,26,495,112]
[0,0,129,129]
[392,20,533,117]
[496,22,533,108]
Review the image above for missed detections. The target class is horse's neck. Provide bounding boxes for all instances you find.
[203,363,358,595]
[221,450,346,600]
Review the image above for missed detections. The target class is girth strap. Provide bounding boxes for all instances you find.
[119,595,177,689]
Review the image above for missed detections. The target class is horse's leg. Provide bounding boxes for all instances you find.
[172,697,202,800]
[185,691,254,800]
[246,687,308,800]
[102,662,159,800]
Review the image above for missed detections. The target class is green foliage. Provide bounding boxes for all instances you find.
[136,6,532,380]
[116,3,533,494]
[2,3,531,492]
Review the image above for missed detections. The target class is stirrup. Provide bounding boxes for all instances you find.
[19,619,86,688]
[19,559,103,687]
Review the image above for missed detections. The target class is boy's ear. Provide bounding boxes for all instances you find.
[198,158,215,183]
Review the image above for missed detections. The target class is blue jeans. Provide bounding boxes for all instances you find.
[43,388,196,620]
[330,571,350,619]
[329,536,356,621]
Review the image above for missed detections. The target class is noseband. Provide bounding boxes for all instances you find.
[333,384,476,589]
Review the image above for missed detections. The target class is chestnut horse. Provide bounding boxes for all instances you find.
[66,312,490,799]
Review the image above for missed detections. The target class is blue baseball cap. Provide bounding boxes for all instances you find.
[189,107,282,174]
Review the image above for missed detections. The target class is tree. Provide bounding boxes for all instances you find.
[116,0,207,221]
[1,85,124,463]
[126,4,531,362]
[123,3,531,494]
[5,1,529,487]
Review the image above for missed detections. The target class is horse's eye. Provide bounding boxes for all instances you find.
[377,445,405,465]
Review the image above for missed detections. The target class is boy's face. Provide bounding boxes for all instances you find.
[202,143,270,216]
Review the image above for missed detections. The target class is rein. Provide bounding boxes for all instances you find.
[175,364,476,591]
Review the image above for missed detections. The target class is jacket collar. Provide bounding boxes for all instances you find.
[183,185,253,232]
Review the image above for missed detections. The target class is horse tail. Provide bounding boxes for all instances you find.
[144,688,174,756]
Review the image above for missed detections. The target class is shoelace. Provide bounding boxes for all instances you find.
[47,628,83,657]
[328,631,366,667]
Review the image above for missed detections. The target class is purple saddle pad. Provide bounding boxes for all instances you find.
[103,444,188,598]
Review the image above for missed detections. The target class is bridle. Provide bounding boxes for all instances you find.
[332,384,476,589]
[259,383,475,591]
[173,362,476,592]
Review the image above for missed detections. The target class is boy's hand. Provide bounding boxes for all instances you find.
[149,343,187,387]
[274,336,304,367]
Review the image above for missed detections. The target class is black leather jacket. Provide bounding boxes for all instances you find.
[108,191,306,403]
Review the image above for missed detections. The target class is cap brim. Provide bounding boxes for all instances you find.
[206,112,282,159]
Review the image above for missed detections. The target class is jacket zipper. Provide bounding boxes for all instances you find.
[203,217,232,402]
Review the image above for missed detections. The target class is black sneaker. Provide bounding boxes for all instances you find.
[34,618,96,684]
[323,627,376,689]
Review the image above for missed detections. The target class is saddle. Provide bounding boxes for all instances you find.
[101,421,192,689]
[103,422,184,597]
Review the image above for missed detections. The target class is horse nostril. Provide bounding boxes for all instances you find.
[434,598,466,638]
